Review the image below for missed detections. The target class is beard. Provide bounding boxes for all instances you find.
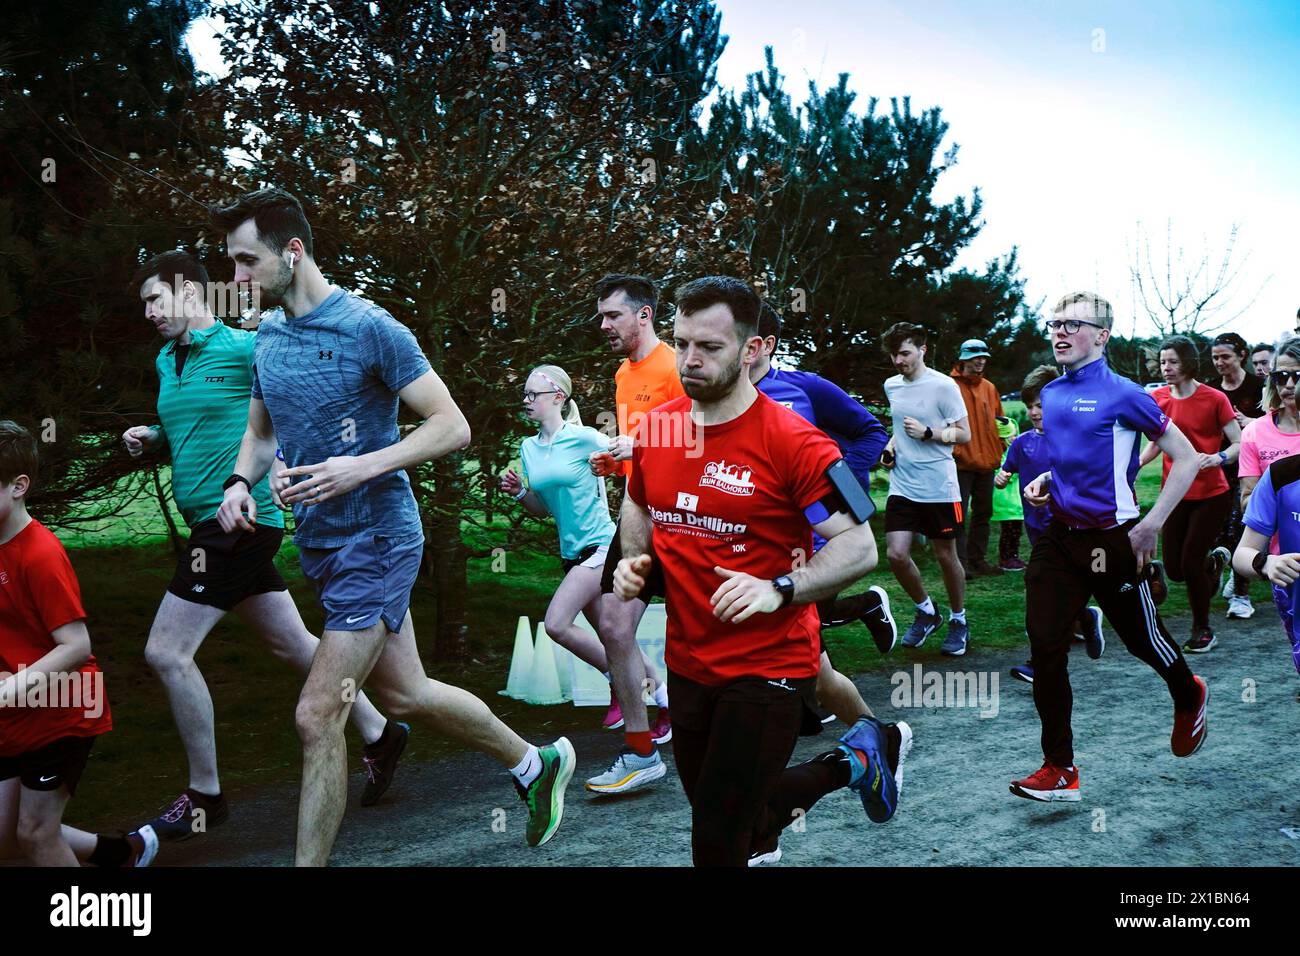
[682,354,744,402]
[252,261,294,308]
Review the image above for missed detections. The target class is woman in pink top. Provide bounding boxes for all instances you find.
[1239,336,1300,515]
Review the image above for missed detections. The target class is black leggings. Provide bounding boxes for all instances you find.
[1162,491,1233,628]
[668,671,844,867]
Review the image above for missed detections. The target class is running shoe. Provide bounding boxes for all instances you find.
[747,831,782,867]
[1183,625,1217,654]
[1205,546,1231,583]
[902,608,943,648]
[125,825,159,867]
[1081,606,1105,660]
[999,556,1027,573]
[584,747,666,795]
[1010,663,1035,685]
[1145,560,1169,605]
[650,708,672,745]
[1171,676,1209,757]
[1010,762,1080,802]
[837,716,899,823]
[1226,595,1255,619]
[861,585,897,654]
[1221,571,1236,601]
[884,720,913,798]
[514,737,576,847]
[601,693,624,730]
[360,720,409,807]
[940,618,970,656]
[147,789,230,842]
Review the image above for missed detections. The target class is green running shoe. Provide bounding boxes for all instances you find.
[514,737,576,847]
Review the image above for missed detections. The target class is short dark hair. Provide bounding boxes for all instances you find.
[757,301,782,344]
[1020,364,1059,406]
[208,187,314,258]
[131,250,209,296]
[1252,343,1275,355]
[1157,334,1200,380]
[883,322,928,355]
[1211,332,1248,359]
[674,276,760,341]
[594,273,658,316]
[0,421,38,488]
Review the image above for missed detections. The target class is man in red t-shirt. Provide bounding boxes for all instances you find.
[0,422,155,867]
[612,277,908,866]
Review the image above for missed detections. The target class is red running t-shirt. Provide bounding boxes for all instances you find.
[627,392,843,685]
[1152,384,1236,500]
[0,519,112,756]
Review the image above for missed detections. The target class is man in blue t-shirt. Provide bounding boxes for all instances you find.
[750,304,901,737]
[210,188,576,864]
[1234,455,1300,686]
[1011,292,1207,804]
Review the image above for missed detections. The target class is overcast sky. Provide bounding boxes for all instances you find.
[187,1,1298,344]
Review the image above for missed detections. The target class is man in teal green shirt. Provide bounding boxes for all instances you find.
[121,251,405,843]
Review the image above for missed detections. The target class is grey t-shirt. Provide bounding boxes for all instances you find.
[251,289,432,547]
[883,368,967,503]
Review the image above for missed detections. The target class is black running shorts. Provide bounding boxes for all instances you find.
[166,518,287,610]
[599,519,667,601]
[0,735,97,797]
[884,495,963,540]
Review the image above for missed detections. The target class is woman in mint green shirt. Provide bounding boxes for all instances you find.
[499,366,657,702]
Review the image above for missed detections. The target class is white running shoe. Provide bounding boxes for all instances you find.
[1226,594,1255,619]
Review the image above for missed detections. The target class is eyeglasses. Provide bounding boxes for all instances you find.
[1270,370,1300,387]
[1044,319,1104,335]
[523,390,560,402]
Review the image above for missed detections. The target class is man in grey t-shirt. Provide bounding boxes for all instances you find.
[210,188,576,865]
[880,323,973,655]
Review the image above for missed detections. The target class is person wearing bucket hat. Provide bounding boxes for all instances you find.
[951,338,1005,579]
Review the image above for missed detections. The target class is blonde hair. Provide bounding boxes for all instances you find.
[1053,291,1114,330]
[531,364,582,425]
[1262,333,1300,412]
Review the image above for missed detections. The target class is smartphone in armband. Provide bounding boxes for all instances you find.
[826,459,876,523]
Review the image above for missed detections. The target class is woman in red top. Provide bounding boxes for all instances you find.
[1139,336,1241,652]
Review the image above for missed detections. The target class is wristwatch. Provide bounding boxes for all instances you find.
[1218,451,1228,466]
[222,474,252,493]
[1252,551,1269,579]
[923,426,934,441]
[772,575,796,607]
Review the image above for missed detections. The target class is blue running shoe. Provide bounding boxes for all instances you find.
[837,716,899,823]
[1010,663,1034,685]
[940,618,969,656]
[902,608,942,648]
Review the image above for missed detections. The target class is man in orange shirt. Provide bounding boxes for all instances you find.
[951,339,1005,579]
[584,274,683,795]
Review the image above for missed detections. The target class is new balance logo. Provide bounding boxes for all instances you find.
[191,584,205,593]
[319,349,334,360]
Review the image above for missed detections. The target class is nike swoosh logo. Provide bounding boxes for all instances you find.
[39,775,58,783]
[346,614,371,624]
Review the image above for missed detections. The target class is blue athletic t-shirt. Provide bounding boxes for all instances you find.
[520,423,616,560]
[1243,456,1300,623]
[251,289,432,548]
[1040,357,1169,530]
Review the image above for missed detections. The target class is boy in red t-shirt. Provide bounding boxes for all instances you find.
[0,421,155,866]
[611,278,909,867]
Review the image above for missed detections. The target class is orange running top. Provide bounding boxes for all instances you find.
[614,340,685,479]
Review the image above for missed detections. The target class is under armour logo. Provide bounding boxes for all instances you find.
[319,349,334,360]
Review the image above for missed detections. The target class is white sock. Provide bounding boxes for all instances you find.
[510,745,542,787]
[951,609,966,624]
[654,682,669,709]
[916,597,936,616]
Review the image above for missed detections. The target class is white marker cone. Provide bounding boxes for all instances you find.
[500,616,534,699]
[525,621,565,705]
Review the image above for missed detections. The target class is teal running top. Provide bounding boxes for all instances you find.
[520,423,615,559]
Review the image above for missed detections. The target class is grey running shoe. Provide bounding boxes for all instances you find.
[1081,606,1105,660]
[902,608,943,648]
[584,747,666,795]
[940,618,970,656]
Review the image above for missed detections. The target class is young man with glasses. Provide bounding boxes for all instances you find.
[1010,293,1207,802]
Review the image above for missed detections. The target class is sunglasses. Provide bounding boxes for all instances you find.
[1270,370,1300,387]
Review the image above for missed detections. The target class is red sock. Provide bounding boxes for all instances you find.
[625,731,653,756]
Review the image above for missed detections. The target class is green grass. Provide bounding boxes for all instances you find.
[59,451,1253,833]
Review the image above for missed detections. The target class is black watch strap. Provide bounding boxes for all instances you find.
[923,426,933,441]
[1252,550,1269,579]
[773,575,796,607]
[223,473,252,493]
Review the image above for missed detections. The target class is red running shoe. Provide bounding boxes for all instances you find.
[602,693,624,730]
[1010,762,1081,802]
[650,708,672,745]
[1171,675,1209,757]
